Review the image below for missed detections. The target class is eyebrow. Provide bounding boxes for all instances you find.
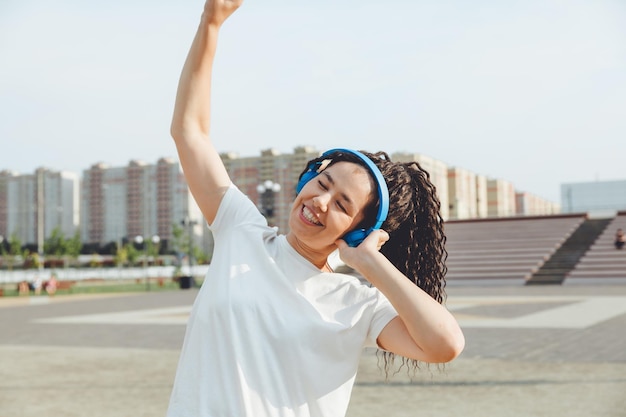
[322,171,354,207]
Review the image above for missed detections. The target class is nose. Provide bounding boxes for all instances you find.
[313,193,330,212]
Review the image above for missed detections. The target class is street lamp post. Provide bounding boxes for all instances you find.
[134,234,160,291]
[181,216,198,288]
[256,180,281,227]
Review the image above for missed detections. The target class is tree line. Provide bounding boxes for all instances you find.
[0,223,210,270]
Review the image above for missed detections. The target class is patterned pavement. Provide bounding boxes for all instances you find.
[1,283,625,416]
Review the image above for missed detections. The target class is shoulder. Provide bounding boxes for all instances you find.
[211,184,266,232]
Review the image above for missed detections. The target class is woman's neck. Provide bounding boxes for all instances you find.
[285,232,333,271]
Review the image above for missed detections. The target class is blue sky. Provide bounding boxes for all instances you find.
[1,0,625,203]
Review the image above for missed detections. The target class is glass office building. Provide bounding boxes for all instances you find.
[561,180,626,213]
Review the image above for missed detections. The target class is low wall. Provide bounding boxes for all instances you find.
[0,265,210,284]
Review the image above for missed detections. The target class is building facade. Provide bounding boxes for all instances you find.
[1,147,568,254]
[0,168,79,248]
[448,167,480,220]
[561,180,626,214]
[487,178,517,218]
[80,158,206,251]
[516,191,560,216]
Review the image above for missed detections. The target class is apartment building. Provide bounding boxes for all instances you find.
[80,158,206,251]
[0,171,13,241]
[0,168,79,247]
[516,191,560,216]
[475,174,489,218]
[1,147,566,252]
[487,178,517,217]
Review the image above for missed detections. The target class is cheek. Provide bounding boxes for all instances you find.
[330,212,358,232]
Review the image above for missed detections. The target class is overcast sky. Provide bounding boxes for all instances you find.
[1,0,625,203]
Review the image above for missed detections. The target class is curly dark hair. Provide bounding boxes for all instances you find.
[299,150,449,372]
[299,150,448,299]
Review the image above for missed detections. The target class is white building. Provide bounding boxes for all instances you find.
[0,168,79,247]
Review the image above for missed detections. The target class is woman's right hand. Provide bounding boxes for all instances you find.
[203,0,243,27]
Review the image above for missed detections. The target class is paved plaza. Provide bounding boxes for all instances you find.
[1,283,625,417]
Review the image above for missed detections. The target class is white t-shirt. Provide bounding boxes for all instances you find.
[167,185,398,417]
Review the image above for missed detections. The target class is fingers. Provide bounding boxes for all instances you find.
[335,229,389,251]
[374,229,389,250]
[203,0,243,26]
[335,238,348,250]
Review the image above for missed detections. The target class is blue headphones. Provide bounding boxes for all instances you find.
[296,148,389,247]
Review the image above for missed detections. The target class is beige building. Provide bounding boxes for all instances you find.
[448,167,480,220]
[475,174,489,218]
[487,178,517,217]
[516,191,560,216]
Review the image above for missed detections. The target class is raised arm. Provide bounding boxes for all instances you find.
[171,0,243,223]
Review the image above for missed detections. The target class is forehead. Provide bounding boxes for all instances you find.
[323,162,374,198]
[324,161,370,179]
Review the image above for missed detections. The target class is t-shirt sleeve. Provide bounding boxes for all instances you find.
[209,184,266,237]
[364,290,398,349]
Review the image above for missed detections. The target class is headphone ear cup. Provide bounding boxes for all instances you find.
[296,170,319,194]
[342,228,368,247]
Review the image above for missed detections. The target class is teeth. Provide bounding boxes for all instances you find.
[302,206,321,225]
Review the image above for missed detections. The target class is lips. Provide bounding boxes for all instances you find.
[301,205,322,226]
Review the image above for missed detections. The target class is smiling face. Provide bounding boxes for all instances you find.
[286,161,375,261]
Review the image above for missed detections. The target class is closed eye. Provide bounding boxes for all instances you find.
[319,180,348,213]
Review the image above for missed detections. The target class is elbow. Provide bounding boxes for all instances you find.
[170,119,186,143]
[436,326,465,363]
[170,116,209,145]
[420,323,464,364]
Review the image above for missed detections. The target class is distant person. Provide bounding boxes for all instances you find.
[165,1,464,416]
[18,281,29,296]
[46,273,58,296]
[32,275,43,295]
[615,228,625,250]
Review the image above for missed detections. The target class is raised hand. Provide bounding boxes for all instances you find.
[203,0,244,27]
[335,229,390,274]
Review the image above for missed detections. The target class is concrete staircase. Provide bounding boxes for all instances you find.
[526,218,612,285]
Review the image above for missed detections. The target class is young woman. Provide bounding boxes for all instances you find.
[167,1,464,416]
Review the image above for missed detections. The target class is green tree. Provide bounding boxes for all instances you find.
[114,245,128,267]
[125,243,141,266]
[2,234,23,270]
[0,236,6,267]
[23,250,41,269]
[146,238,161,264]
[44,227,67,266]
[65,231,82,267]
[193,245,210,265]
[170,223,189,257]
